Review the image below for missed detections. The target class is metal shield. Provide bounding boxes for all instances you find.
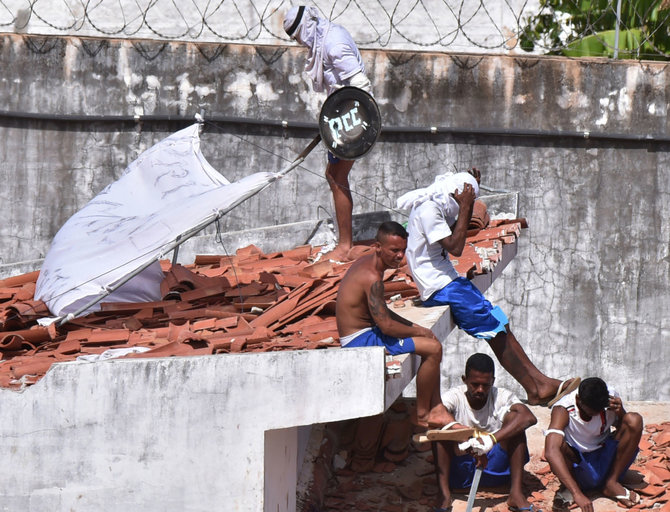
[318,86,381,160]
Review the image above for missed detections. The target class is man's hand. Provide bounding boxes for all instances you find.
[574,491,594,512]
[472,434,495,455]
[608,395,625,418]
[458,435,495,456]
[467,167,481,185]
[474,453,488,469]
[452,183,476,209]
[417,326,438,340]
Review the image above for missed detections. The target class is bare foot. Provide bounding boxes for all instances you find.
[323,244,352,262]
[414,403,450,429]
[506,493,532,511]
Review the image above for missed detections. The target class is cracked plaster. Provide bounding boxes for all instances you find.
[2,38,670,399]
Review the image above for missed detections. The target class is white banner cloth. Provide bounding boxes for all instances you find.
[36,124,279,318]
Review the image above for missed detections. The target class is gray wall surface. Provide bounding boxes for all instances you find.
[1,34,669,400]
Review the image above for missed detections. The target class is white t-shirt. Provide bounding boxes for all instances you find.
[442,384,521,434]
[552,388,619,453]
[406,200,461,300]
[322,25,366,95]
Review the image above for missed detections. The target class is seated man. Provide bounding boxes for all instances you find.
[544,377,643,511]
[397,169,579,406]
[336,221,449,428]
[432,353,539,512]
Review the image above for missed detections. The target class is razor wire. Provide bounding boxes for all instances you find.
[2,0,670,59]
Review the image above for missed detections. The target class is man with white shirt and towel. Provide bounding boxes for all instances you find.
[397,168,579,407]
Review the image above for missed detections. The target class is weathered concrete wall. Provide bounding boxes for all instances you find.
[0,348,387,511]
[1,34,669,400]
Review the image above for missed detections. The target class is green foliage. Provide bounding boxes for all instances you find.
[519,0,670,59]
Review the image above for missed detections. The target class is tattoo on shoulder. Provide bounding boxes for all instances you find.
[369,281,388,319]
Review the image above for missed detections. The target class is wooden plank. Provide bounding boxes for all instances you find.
[412,427,483,444]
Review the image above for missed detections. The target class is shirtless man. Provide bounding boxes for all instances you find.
[336,221,449,427]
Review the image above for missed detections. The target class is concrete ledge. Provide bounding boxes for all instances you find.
[0,348,386,511]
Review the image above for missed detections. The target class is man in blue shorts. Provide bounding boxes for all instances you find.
[336,221,450,428]
[397,168,579,407]
[432,353,539,512]
[284,6,373,262]
[544,377,643,511]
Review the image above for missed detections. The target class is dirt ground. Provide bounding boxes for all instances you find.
[321,401,670,512]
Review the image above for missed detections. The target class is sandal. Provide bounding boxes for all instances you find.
[612,487,640,508]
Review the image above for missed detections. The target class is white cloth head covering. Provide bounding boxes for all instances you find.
[284,5,331,92]
[396,172,479,219]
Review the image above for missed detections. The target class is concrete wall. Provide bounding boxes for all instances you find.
[0,348,386,511]
[1,34,669,400]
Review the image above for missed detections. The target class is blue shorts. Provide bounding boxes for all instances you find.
[423,277,508,340]
[327,151,340,164]
[571,437,638,491]
[341,326,416,355]
[449,444,528,489]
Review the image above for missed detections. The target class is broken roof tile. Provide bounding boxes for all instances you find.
[0,216,526,388]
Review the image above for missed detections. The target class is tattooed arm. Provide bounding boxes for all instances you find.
[367,279,436,339]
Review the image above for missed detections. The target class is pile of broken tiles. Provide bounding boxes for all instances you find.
[0,219,524,390]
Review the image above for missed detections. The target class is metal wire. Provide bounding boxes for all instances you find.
[3,0,670,59]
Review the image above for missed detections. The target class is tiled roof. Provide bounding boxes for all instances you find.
[0,218,525,390]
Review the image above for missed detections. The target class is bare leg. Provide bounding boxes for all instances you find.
[432,441,454,510]
[502,434,532,509]
[486,328,569,404]
[325,159,354,261]
[413,335,449,427]
[602,412,643,505]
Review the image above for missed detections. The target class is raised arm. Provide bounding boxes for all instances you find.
[437,182,476,257]
[545,407,593,512]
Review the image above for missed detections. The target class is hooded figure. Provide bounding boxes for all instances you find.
[400,171,481,302]
[282,5,372,262]
[396,172,480,226]
[283,5,371,95]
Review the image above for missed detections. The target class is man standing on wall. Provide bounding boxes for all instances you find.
[397,169,579,406]
[284,5,373,262]
[336,221,449,428]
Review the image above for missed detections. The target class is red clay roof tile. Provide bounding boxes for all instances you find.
[0,216,526,388]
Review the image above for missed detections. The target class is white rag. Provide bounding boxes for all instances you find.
[396,172,480,220]
[284,5,330,92]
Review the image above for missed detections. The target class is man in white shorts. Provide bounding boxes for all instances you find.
[544,377,643,511]
[432,353,539,512]
[397,168,579,407]
[284,6,373,262]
